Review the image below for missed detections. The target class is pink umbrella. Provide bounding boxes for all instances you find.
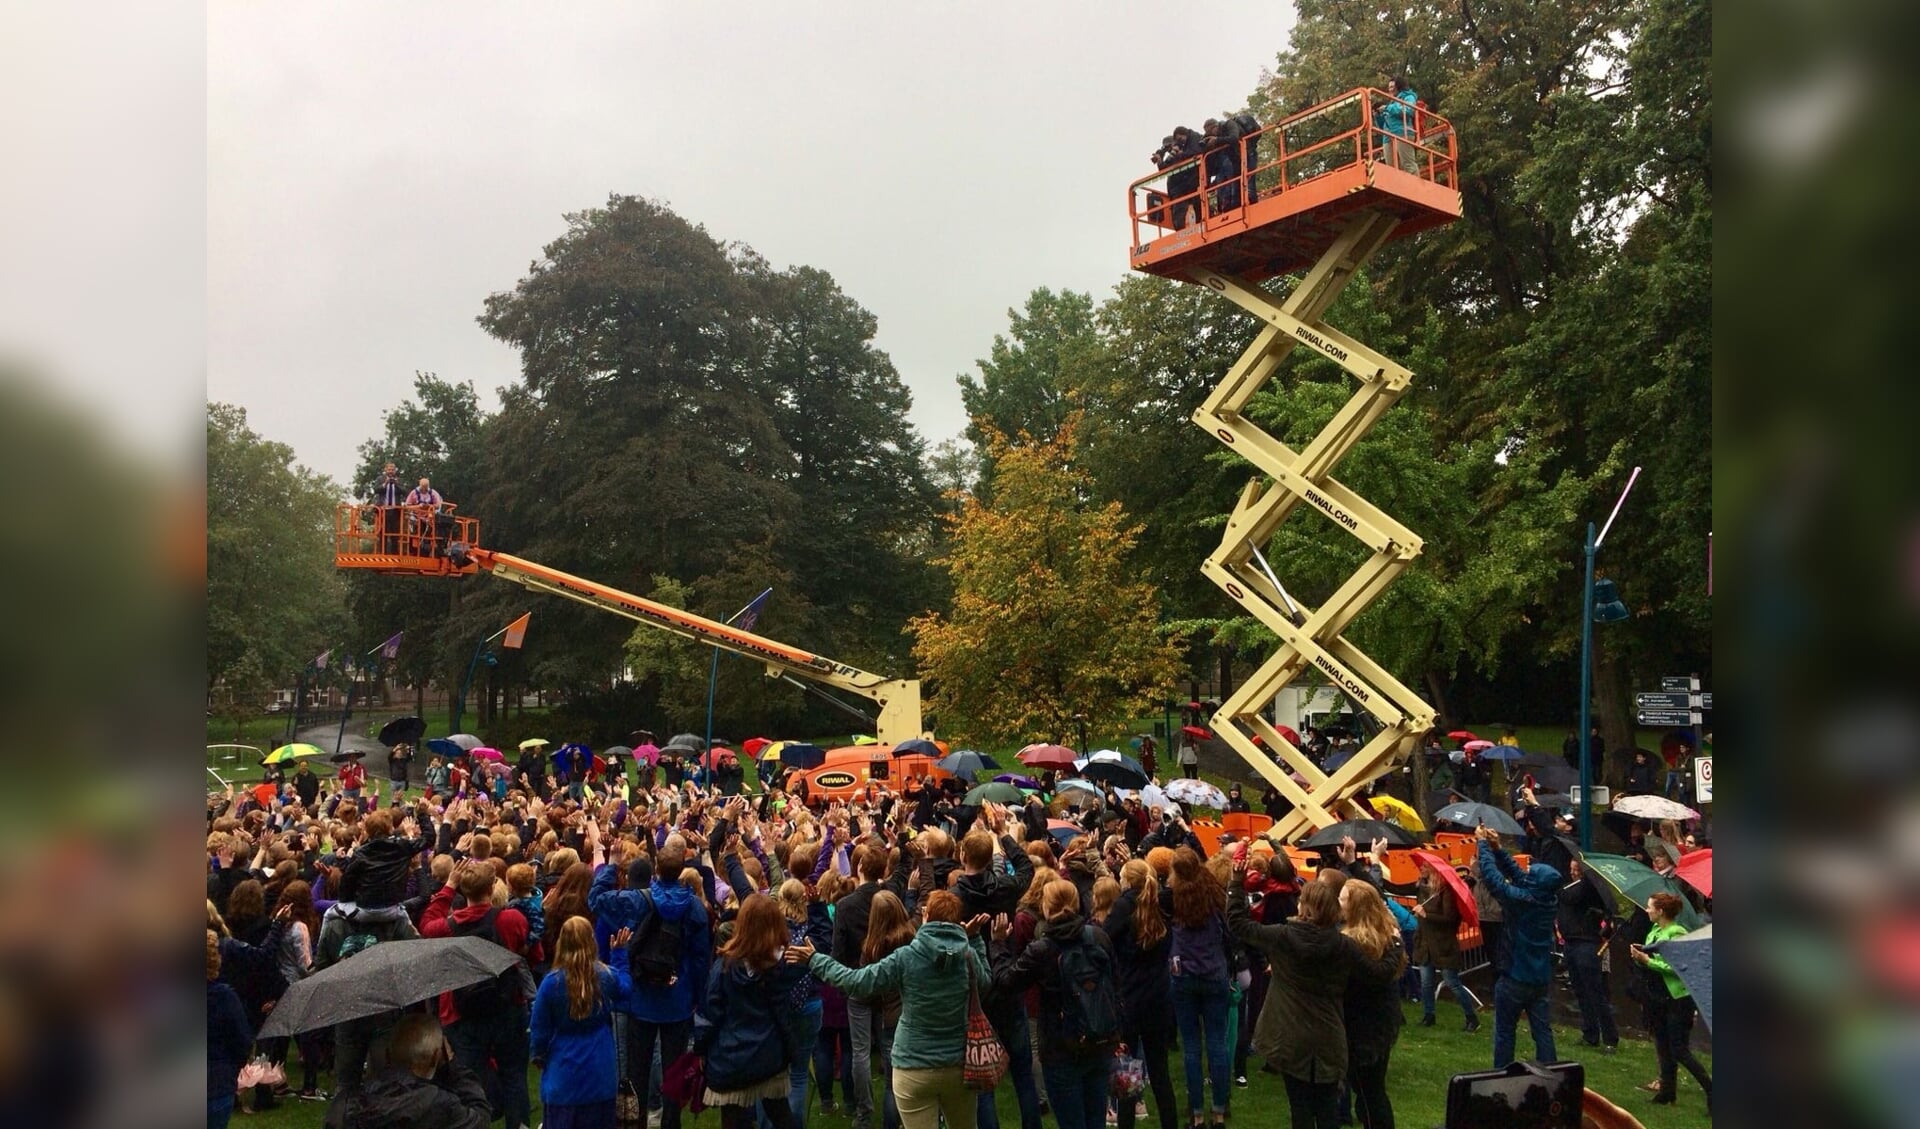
[1018,743,1079,769]
[632,743,660,765]
[1463,739,1494,752]
[470,746,504,763]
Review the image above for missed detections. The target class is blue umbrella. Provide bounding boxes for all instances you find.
[425,737,465,759]
[1478,745,1528,763]
[937,751,997,777]
[780,742,827,769]
[892,737,942,758]
[1648,924,1713,1030]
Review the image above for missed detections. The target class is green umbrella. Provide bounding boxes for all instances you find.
[263,743,329,765]
[966,781,1024,805]
[1579,852,1704,930]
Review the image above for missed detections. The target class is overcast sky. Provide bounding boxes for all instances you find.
[206,2,1296,486]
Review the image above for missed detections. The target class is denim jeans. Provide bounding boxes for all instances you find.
[1172,976,1231,1115]
[450,1004,532,1129]
[812,1023,852,1107]
[782,1003,823,1129]
[1564,944,1617,1046]
[976,1008,1042,1129]
[1491,977,1556,1069]
[846,999,898,1129]
[1040,1054,1111,1129]
[1419,964,1475,1023]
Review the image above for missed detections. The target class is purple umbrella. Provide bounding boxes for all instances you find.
[993,773,1041,790]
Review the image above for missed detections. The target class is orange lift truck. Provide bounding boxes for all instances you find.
[1127,87,1461,844]
[332,506,927,745]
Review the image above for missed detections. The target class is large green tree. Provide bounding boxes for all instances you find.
[207,402,347,718]
[344,373,493,715]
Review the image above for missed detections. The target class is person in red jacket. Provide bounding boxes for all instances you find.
[423,860,535,1129]
[338,757,367,802]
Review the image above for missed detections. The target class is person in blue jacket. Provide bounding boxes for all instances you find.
[1374,77,1421,173]
[695,894,813,1129]
[530,916,635,1129]
[590,835,712,1129]
[1473,826,1562,1068]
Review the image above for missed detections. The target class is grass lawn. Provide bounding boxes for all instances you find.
[236,998,1707,1128]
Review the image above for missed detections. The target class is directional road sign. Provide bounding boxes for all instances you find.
[1661,676,1698,693]
[1637,692,1692,709]
[1637,708,1701,727]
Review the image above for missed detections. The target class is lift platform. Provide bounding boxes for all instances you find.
[1131,87,1460,843]
[334,503,925,742]
[1128,87,1458,284]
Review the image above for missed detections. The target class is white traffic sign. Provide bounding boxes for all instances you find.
[1694,755,1712,803]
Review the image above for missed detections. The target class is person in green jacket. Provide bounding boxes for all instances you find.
[1630,893,1711,1113]
[805,889,991,1129]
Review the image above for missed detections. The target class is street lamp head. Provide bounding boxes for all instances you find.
[1591,578,1629,623]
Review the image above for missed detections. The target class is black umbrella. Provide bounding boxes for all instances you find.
[780,743,827,769]
[1433,802,1524,836]
[937,751,996,777]
[663,732,704,753]
[891,737,941,758]
[1300,819,1420,849]
[1081,759,1148,789]
[329,750,367,763]
[603,745,634,760]
[378,716,427,747]
[257,937,520,1037]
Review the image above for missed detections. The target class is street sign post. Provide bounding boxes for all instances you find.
[1694,756,1713,803]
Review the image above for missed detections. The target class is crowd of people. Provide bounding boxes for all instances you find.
[207,728,1710,1129]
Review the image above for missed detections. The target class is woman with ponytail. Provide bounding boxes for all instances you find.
[1102,860,1178,1129]
[530,915,635,1129]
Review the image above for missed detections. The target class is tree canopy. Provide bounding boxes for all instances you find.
[910,424,1185,745]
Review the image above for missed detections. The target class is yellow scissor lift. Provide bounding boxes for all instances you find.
[1128,87,1462,843]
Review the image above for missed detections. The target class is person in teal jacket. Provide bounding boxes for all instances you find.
[1374,77,1421,173]
[805,889,990,1129]
[529,916,634,1127]
[1632,892,1711,1113]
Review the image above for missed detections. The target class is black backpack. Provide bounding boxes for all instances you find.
[1053,928,1122,1051]
[629,891,686,987]
[450,908,520,1017]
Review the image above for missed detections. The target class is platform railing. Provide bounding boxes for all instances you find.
[1128,87,1457,250]
[335,501,479,564]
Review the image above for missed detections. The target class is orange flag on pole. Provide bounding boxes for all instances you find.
[501,612,532,649]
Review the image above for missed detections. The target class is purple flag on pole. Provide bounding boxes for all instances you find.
[380,631,404,660]
[731,588,773,632]
[313,649,331,670]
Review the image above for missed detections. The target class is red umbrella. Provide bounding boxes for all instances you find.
[1412,849,1479,930]
[1676,848,1712,898]
[742,737,772,757]
[1017,744,1078,769]
[1274,725,1301,747]
[1446,729,1478,742]
[1181,725,1212,740]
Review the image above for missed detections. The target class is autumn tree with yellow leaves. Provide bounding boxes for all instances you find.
[909,424,1184,747]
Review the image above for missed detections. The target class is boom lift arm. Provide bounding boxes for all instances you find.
[333,509,923,742]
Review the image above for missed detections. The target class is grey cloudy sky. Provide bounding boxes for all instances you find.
[207,2,1297,486]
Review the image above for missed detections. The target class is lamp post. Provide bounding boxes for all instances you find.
[1578,466,1640,851]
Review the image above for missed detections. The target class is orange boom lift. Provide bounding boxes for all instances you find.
[332,507,925,743]
[1128,87,1461,843]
